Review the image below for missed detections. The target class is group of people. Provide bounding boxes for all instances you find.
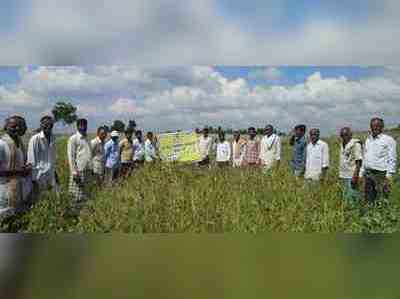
[197,118,397,204]
[67,118,158,208]
[0,115,159,219]
[0,114,398,221]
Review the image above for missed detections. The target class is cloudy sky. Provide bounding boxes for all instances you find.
[1,65,399,134]
[0,1,399,134]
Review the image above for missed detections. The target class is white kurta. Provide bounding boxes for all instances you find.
[305,140,330,180]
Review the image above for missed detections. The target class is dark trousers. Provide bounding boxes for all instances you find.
[364,169,388,204]
[217,161,230,168]
[120,162,134,177]
[198,156,210,167]
[105,167,120,186]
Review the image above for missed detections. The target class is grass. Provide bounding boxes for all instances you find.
[2,129,400,233]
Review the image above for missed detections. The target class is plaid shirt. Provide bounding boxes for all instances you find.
[244,139,260,164]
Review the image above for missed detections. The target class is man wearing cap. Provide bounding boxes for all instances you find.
[0,116,31,219]
[104,130,121,185]
[27,116,58,201]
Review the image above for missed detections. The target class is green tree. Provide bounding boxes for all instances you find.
[52,101,77,125]
[51,101,78,131]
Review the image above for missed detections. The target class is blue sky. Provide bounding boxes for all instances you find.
[215,0,379,34]
[215,66,385,87]
[0,66,386,87]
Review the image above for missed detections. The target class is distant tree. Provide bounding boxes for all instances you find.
[111,120,126,133]
[256,128,264,135]
[51,101,78,131]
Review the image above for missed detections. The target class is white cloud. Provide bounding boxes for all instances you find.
[1,65,400,133]
[0,86,40,108]
[109,98,139,115]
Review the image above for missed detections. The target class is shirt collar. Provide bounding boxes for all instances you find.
[296,135,305,142]
[39,130,54,141]
[369,133,383,140]
[310,140,321,146]
[76,131,87,139]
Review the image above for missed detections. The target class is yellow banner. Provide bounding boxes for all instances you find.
[158,131,201,162]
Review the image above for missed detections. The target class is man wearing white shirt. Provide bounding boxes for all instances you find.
[90,126,107,184]
[339,127,363,203]
[363,118,397,203]
[305,128,330,182]
[215,131,231,167]
[27,116,59,205]
[144,132,157,163]
[232,130,246,168]
[259,125,281,175]
[198,127,213,167]
[0,116,31,219]
[67,119,93,205]
[133,130,145,167]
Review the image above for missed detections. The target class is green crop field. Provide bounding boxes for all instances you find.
[2,129,400,233]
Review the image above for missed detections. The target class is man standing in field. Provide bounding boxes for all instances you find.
[339,127,363,203]
[242,127,260,168]
[119,127,135,177]
[91,126,107,184]
[232,130,246,167]
[362,118,397,203]
[198,127,213,167]
[304,128,330,182]
[104,131,121,185]
[259,125,281,175]
[15,116,34,209]
[289,125,307,178]
[133,130,145,168]
[67,118,93,207]
[144,132,158,163]
[215,130,231,168]
[0,116,32,218]
[27,116,59,202]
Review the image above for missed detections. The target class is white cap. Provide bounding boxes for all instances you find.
[111,131,119,137]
